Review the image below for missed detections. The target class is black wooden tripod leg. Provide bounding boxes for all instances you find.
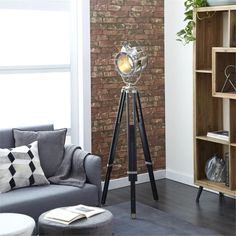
[196,186,203,202]
[127,91,137,218]
[136,92,159,201]
[101,90,126,205]
[130,179,136,219]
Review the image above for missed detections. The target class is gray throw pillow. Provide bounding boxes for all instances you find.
[0,141,49,193]
[13,128,67,178]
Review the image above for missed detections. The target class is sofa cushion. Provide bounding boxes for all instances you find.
[13,129,67,177]
[0,184,99,220]
[0,125,54,149]
[0,141,49,193]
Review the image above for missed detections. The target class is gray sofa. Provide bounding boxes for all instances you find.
[0,124,102,221]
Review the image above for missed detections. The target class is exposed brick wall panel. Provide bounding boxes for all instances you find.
[91,0,165,179]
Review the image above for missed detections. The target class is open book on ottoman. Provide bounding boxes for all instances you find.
[44,205,105,225]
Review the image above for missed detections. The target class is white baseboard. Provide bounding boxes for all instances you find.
[103,169,235,199]
[102,169,166,190]
[165,169,194,186]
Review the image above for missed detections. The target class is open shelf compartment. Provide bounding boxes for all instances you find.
[212,47,236,99]
[196,10,228,71]
[195,73,223,137]
[195,140,232,194]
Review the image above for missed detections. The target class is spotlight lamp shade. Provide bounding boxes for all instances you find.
[115,43,148,86]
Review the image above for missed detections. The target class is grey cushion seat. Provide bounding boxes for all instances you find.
[0,184,98,220]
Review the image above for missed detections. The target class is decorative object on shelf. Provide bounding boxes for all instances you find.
[224,153,229,187]
[207,0,236,6]
[221,65,236,93]
[205,155,226,182]
[206,130,229,141]
[176,0,209,45]
[101,43,158,219]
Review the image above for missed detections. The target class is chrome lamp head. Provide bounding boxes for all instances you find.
[115,43,148,87]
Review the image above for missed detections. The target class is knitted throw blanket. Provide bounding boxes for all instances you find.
[48,145,89,188]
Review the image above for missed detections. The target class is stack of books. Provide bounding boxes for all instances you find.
[207,130,229,142]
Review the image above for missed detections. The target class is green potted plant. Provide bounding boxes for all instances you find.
[176,0,209,45]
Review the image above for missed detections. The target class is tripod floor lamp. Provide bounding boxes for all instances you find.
[101,43,159,218]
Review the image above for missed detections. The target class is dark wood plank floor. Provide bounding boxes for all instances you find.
[104,179,236,236]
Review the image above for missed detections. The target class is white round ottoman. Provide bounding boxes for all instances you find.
[0,213,35,236]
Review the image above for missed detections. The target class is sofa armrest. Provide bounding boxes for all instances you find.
[63,144,102,205]
[84,154,102,205]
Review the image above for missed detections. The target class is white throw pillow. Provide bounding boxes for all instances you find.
[0,141,49,193]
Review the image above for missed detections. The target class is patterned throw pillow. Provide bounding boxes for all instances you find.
[0,141,49,193]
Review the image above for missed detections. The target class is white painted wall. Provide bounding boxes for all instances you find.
[165,0,194,185]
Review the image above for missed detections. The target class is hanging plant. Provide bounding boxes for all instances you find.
[176,0,209,45]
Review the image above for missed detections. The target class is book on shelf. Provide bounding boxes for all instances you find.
[206,130,229,141]
[44,204,105,225]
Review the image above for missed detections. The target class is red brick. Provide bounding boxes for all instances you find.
[91,0,165,179]
[108,5,122,11]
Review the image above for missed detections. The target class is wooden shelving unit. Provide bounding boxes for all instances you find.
[193,5,236,200]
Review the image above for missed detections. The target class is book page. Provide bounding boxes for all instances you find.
[67,205,105,218]
[44,208,85,223]
[44,205,105,225]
